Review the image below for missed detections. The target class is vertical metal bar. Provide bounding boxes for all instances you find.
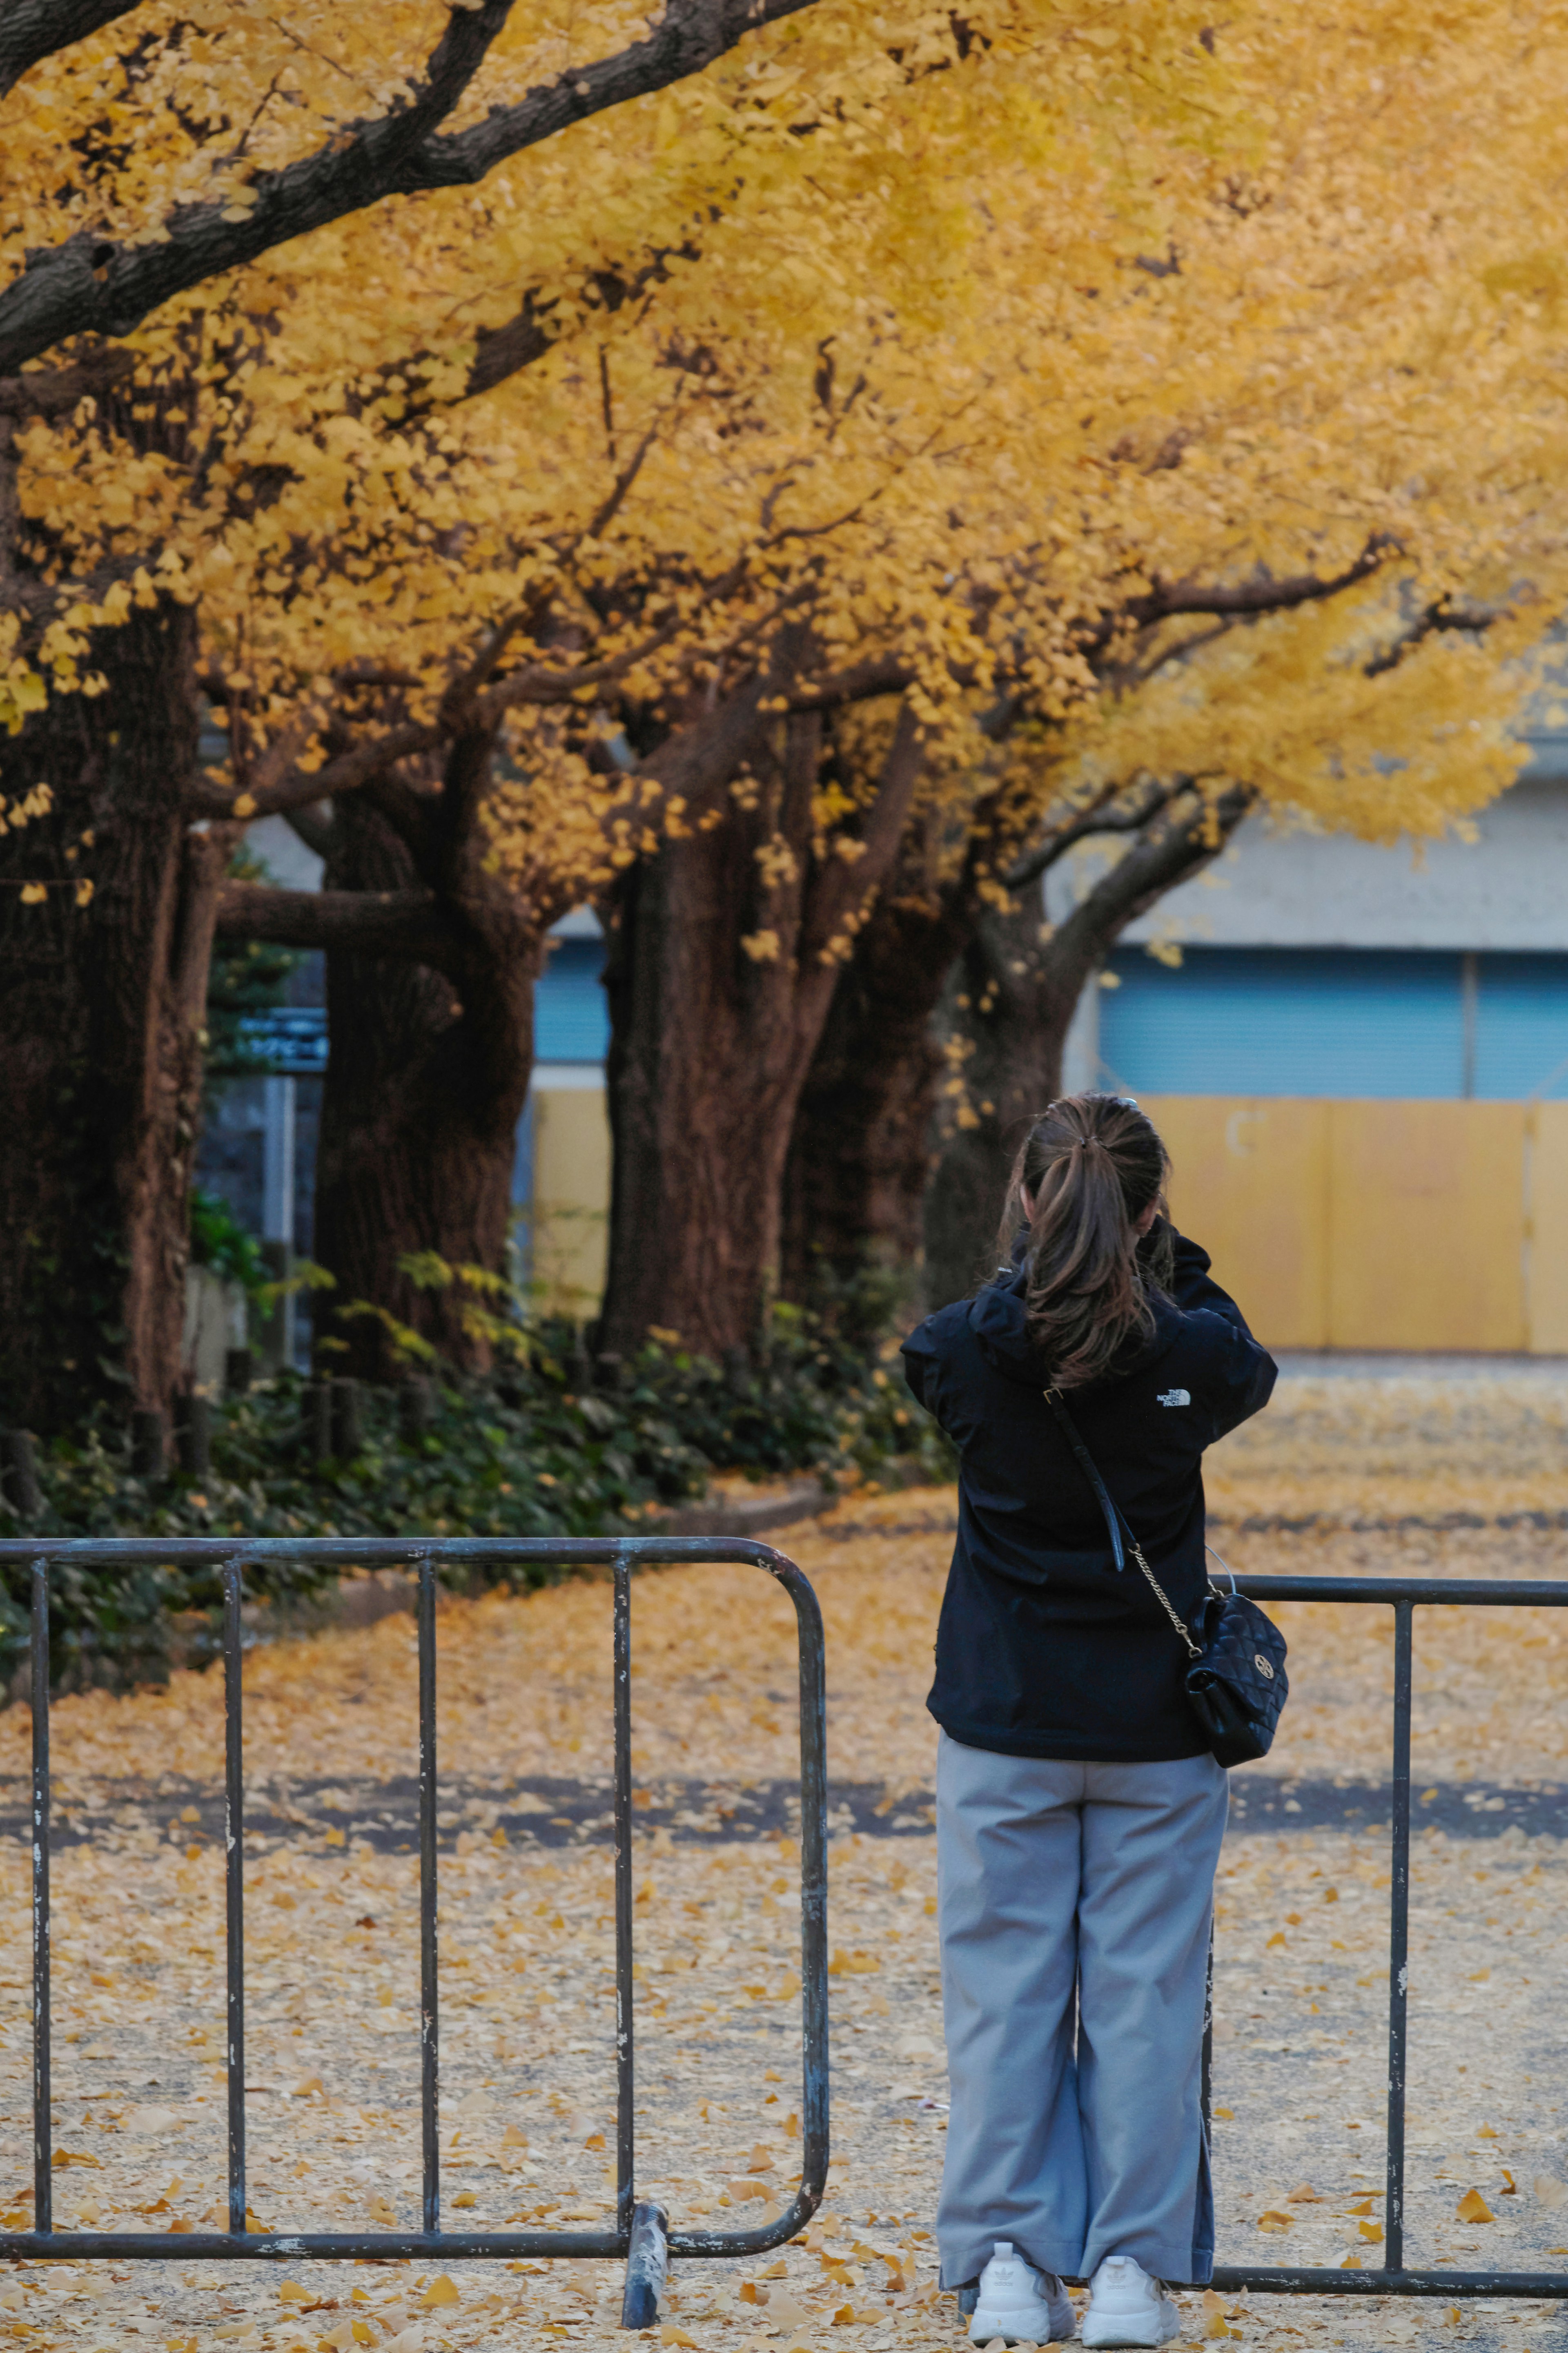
[224,1558,247,2237]
[30,1559,51,2234]
[793,1569,830,2220]
[613,1551,635,2246]
[1385,1599,1413,2273]
[419,1558,440,2236]
[1213,1920,1222,2146]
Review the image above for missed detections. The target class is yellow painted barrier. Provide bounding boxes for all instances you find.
[1146,1095,1566,1354]
[1526,1100,1568,1353]
[528,1084,611,1314]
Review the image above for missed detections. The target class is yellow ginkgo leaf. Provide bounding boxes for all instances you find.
[1457,2189,1494,2224]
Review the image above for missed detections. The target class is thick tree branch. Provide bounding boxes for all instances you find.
[1043,782,1257,999]
[0,347,138,417]
[214,879,466,979]
[784,654,914,711]
[0,0,820,375]
[458,243,698,405]
[1109,535,1396,639]
[802,700,924,964]
[1004,779,1180,892]
[0,0,143,100]
[282,801,335,860]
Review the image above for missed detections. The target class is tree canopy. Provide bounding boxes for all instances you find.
[7,0,1568,1396]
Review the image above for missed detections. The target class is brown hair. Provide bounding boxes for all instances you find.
[996,1093,1172,1389]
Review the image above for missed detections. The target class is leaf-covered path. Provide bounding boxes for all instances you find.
[2,1376,1568,2351]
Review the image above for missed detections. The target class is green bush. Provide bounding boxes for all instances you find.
[189,1187,270,1297]
[0,1312,952,1688]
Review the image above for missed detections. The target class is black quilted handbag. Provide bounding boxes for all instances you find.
[1043,1389,1288,1768]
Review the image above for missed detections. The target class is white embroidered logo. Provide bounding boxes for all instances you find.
[1157,1388,1191,1407]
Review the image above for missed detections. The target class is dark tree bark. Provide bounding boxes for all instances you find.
[303,735,539,1382]
[600,697,923,1359]
[923,785,1256,1309]
[778,878,969,1328]
[0,597,214,1438]
[0,0,823,375]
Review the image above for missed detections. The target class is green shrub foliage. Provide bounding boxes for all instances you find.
[0,1312,950,1688]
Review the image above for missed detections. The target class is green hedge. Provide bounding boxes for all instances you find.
[0,1313,951,1687]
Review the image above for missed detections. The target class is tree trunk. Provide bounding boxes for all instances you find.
[0,598,210,1440]
[311,771,539,1383]
[778,883,967,1332]
[922,892,1082,1309]
[600,807,824,1361]
[923,786,1256,1309]
[599,698,923,1360]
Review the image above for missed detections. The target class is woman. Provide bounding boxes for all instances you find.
[901,1094,1276,2349]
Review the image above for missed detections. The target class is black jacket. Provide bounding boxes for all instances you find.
[901,1227,1276,1762]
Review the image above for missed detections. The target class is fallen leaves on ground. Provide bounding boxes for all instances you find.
[0,1375,1565,2349]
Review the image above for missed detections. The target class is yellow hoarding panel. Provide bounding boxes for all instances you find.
[1325,1101,1526,1352]
[1525,1100,1568,1352]
[530,1084,611,1314]
[1143,1096,1331,1350]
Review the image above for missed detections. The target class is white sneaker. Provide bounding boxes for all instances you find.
[968,2240,1074,2344]
[1081,2255,1181,2348]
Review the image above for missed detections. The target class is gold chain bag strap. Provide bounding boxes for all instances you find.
[1041,1386,1287,1766]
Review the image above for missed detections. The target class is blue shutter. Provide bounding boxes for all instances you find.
[535,937,609,1064]
[1099,948,1466,1098]
[1474,955,1568,1099]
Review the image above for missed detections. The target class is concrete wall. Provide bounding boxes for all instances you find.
[1152,1095,1568,1353]
[1047,758,1568,953]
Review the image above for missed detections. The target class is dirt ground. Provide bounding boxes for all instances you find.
[1,1375,1567,2353]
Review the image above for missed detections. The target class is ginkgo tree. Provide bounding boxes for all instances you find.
[595,0,1568,1353]
[7,0,1568,1438]
[236,0,1568,1373]
[1,0,1115,1430]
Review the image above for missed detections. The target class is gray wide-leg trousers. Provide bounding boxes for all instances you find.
[935,1731,1228,2292]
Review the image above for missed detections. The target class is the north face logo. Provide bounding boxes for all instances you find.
[1158,1388,1191,1407]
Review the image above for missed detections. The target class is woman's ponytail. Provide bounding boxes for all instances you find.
[996,1093,1171,1389]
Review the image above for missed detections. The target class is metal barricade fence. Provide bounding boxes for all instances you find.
[2,1548,1565,2313]
[1209,1573,1568,2304]
[0,1537,829,2327]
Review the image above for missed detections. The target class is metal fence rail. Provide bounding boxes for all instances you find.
[2,1550,1563,2308]
[1209,1574,1568,2302]
[0,1537,829,2323]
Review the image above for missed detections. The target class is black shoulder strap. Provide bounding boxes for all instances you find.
[1042,1386,1126,1571]
[1044,1387,1200,1654]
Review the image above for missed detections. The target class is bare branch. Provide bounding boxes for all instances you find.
[0,0,820,374]
[1363,595,1506,678]
[1111,535,1397,636]
[214,879,466,978]
[1003,779,1181,892]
